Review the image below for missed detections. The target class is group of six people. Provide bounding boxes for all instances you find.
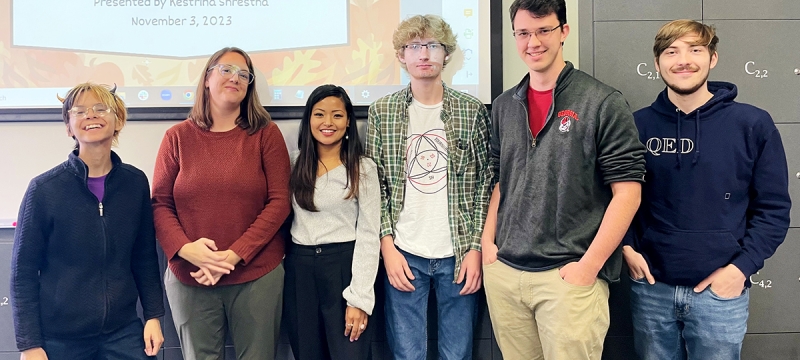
[10,0,791,359]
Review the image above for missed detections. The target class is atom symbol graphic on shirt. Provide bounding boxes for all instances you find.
[405,129,448,194]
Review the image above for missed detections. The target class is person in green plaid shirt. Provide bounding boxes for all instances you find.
[365,14,492,360]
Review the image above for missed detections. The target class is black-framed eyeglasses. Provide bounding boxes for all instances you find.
[208,63,255,84]
[68,104,113,119]
[513,25,562,41]
[402,43,445,53]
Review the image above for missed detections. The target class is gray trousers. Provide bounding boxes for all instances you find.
[164,264,284,360]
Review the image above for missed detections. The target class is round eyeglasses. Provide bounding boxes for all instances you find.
[68,104,113,119]
[208,63,255,84]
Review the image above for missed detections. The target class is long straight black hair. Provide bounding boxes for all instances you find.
[291,84,363,212]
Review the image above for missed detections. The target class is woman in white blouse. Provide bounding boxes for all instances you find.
[285,84,380,360]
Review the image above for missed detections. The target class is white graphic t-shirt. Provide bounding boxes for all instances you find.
[394,98,454,259]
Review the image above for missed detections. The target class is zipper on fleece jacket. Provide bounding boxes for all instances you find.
[99,174,111,331]
[515,97,537,148]
[99,205,110,330]
[80,168,113,332]
[515,87,557,148]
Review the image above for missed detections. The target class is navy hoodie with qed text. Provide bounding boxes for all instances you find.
[625,81,791,286]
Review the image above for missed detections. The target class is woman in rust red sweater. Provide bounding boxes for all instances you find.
[152,47,291,360]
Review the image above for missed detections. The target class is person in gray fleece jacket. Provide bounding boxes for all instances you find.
[480,1,646,359]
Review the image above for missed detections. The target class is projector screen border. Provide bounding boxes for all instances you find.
[0,2,504,122]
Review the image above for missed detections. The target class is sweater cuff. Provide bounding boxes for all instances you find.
[470,235,482,252]
[17,338,43,353]
[143,309,166,321]
[229,239,256,266]
[159,232,192,261]
[622,233,635,247]
[343,292,374,316]
[731,253,758,278]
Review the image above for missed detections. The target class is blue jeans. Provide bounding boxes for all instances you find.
[385,248,477,360]
[42,319,154,360]
[630,277,749,360]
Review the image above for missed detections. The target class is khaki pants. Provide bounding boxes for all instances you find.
[165,264,284,360]
[483,260,610,360]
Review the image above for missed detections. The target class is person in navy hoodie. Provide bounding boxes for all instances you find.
[11,83,165,360]
[624,19,791,360]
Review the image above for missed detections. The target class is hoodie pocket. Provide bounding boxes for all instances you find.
[641,227,741,286]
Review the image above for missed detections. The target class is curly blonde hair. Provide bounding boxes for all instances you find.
[393,15,457,70]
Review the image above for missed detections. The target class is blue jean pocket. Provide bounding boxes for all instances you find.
[628,275,649,285]
[708,287,748,301]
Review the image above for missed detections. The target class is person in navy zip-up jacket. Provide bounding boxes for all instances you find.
[623,20,791,360]
[11,83,165,360]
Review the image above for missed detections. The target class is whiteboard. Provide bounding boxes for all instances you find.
[0,119,304,226]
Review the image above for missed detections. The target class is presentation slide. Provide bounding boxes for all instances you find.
[0,0,492,108]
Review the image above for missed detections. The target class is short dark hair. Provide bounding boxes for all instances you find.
[509,0,567,30]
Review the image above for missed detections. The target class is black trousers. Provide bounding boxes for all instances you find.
[283,241,374,360]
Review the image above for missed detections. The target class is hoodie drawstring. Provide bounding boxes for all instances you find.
[676,108,682,168]
[692,111,701,164]
[676,108,702,167]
